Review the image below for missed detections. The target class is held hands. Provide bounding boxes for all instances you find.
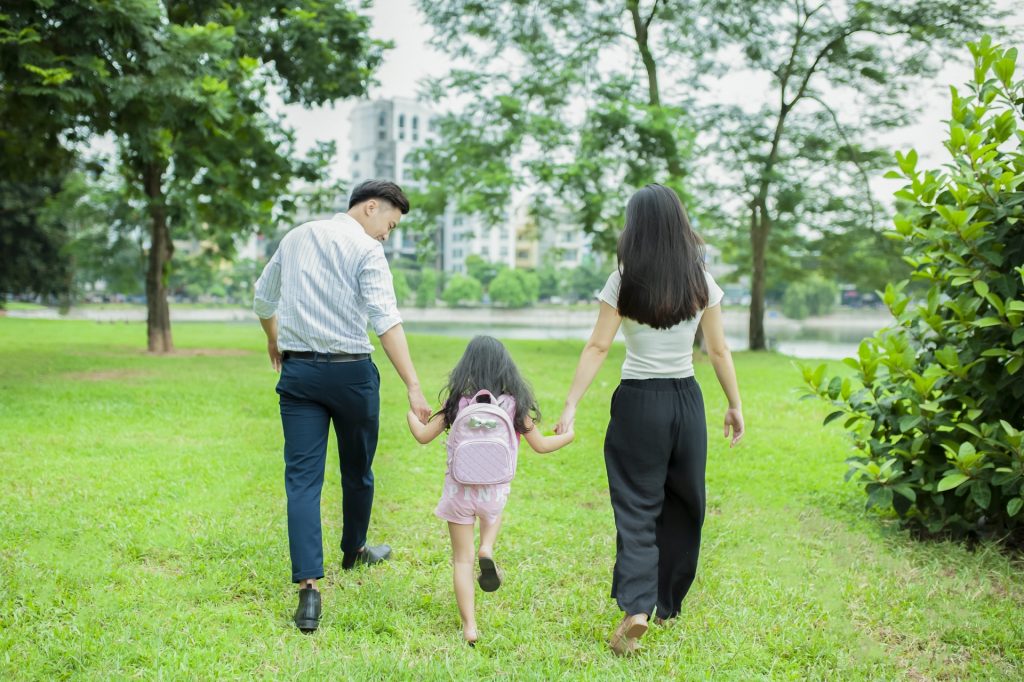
[724,407,745,447]
[560,422,575,443]
[553,403,576,436]
[408,387,432,424]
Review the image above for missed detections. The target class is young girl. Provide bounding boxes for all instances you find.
[406,335,574,645]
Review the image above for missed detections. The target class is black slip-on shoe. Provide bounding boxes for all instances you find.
[293,588,321,633]
[477,556,502,592]
[342,544,392,570]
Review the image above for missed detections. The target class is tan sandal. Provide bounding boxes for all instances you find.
[609,613,648,656]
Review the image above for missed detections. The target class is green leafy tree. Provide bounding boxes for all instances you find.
[409,0,712,251]
[52,170,149,299]
[489,269,539,308]
[0,1,385,350]
[804,38,1024,545]
[0,179,72,306]
[392,268,411,306]
[0,1,96,307]
[811,219,910,294]
[169,253,219,302]
[703,0,1001,349]
[442,274,483,307]
[465,254,506,289]
[416,268,439,308]
[782,275,838,320]
[536,264,563,301]
[566,256,609,302]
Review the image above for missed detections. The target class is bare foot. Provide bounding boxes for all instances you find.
[463,625,478,646]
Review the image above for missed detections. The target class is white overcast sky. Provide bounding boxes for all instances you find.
[280,0,1023,188]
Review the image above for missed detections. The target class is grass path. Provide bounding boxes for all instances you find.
[0,319,1021,680]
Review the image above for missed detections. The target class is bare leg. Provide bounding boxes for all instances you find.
[299,578,318,591]
[478,514,502,559]
[448,521,477,643]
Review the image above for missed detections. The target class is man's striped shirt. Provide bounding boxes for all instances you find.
[253,213,402,354]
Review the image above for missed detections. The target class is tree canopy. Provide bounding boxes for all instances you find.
[0,1,385,348]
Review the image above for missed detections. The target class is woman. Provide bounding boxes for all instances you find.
[555,184,744,656]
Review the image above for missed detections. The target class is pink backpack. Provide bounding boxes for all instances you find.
[447,390,518,485]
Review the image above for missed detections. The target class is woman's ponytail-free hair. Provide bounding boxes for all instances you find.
[616,184,709,329]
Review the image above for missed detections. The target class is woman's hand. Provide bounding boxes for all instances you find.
[724,408,744,447]
[554,404,576,435]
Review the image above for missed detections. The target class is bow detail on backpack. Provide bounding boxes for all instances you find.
[468,416,499,429]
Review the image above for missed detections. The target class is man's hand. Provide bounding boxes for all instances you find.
[408,387,431,424]
[259,316,281,372]
[267,340,282,372]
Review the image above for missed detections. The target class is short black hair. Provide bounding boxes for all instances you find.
[348,180,410,214]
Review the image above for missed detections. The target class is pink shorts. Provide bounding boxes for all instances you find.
[434,474,511,525]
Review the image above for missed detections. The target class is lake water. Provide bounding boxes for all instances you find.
[404,317,883,361]
[9,305,887,361]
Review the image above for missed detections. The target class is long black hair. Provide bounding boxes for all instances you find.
[616,184,709,329]
[436,335,540,433]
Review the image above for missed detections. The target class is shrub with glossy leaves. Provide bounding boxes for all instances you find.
[803,37,1024,545]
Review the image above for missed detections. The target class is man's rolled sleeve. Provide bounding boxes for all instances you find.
[359,246,403,336]
[253,249,282,319]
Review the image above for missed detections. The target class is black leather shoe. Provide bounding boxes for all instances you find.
[342,544,391,570]
[293,587,321,633]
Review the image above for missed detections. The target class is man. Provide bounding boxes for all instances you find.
[253,180,432,633]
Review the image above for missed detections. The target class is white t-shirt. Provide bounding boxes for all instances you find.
[598,269,724,379]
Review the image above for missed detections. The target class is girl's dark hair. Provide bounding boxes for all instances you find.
[436,335,540,433]
[616,184,709,329]
[348,179,410,214]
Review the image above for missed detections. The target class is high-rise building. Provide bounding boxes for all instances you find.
[535,204,595,270]
[348,97,436,261]
[348,97,521,274]
[347,97,600,275]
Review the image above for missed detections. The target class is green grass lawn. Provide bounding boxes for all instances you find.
[1,301,48,311]
[0,319,1021,680]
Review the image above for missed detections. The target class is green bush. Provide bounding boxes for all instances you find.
[803,37,1024,545]
[489,269,539,308]
[536,265,562,300]
[465,254,505,288]
[442,274,482,307]
[392,268,410,305]
[415,268,438,308]
[782,276,837,320]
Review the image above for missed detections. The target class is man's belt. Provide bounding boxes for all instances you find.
[282,351,369,363]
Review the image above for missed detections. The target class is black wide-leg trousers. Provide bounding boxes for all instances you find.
[604,376,707,618]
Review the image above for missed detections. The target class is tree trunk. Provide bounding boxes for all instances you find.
[749,203,768,351]
[628,0,685,181]
[144,162,174,353]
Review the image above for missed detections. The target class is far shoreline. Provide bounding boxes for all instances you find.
[3,302,892,331]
